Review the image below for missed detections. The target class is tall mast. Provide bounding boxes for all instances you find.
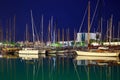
[6,19,9,42]
[109,15,113,42]
[106,20,109,42]
[0,20,3,41]
[113,25,114,41]
[1,26,3,41]
[74,28,76,42]
[9,18,11,42]
[62,28,64,44]
[51,16,53,43]
[101,17,103,41]
[67,28,70,46]
[118,22,120,41]
[26,24,28,41]
[58,28,60,42]
[13,15,16,42]
[88,1,90,45]
[41,15,43,43]
[54,22,56,43]
[30,10,35,42]
[48,20,51,42]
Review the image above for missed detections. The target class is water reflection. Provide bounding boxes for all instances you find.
[74,56,120,66]
[0,56,120,80]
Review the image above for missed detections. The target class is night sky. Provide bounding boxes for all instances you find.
[0,0,120,41]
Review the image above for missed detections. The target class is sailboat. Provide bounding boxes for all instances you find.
[75,1,120,57]
[38,14,46,55]
[75,50,120,57]
[19,10,40,60]
[75,56,119,61]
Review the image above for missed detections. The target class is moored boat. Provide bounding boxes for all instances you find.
[75,50,120,57]
[75,56,119,61]
[46,49,56,56]
[19,48,40,54]
[19,48,39,59]
[1,47,20,55]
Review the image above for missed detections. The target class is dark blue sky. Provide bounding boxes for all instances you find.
[0,0,120,41]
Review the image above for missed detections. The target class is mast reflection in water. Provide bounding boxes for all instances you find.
[0,57,120,80]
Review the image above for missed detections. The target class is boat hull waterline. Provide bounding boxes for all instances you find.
[75,51,120,57]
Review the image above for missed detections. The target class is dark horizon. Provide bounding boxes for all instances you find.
[0,0,120,42]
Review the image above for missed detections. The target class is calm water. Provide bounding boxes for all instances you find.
[0,57,120,80]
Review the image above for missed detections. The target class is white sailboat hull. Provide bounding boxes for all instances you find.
[19,48,39,59]
[75,56,119,61]
[75,50,120,57]
[19,50,39,54]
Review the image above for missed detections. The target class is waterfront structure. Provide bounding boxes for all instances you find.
[76,32,101,42]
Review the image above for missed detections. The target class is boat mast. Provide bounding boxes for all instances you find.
[0,20,3,42]
[118,22,120,41]
[101,17,103,41]
[6,19,9,42]
[109,15,113,43]
[58,28,60,42]
[107,20,109,42]
[53,22,56,43]
[26,24,28,41]
[30,10,35,42]
[74,28,76,42]
[9,18,12,42]
[88,1,90,45]
[55,23,57,43]
[51,16,53,43]
[13,15,16,42]
[73,28,76,49]
[41,15,44,43]
[62,28,64,46]
[48,20,51,42]
[113,25,114,41]
[67,28,70,47]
